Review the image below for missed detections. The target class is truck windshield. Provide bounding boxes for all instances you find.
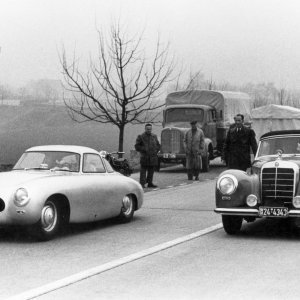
[165,108,204,123]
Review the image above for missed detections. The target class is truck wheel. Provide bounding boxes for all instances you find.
[201,155,210,172]
[155,159,161,172]
[222,215,242,234]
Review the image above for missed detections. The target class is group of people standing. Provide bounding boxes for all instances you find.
[134,114,258,189]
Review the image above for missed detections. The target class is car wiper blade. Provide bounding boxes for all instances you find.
[50,167,72,172]
[24,167,49,170]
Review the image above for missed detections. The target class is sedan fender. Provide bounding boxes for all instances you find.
[215,169,260,209]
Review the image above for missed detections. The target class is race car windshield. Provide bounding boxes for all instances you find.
[13,151,80,172]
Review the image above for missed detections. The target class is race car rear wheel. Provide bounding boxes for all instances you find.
[118,194,135,223]
[222,215,242,235]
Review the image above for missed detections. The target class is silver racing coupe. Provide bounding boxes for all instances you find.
[0,145,143,240]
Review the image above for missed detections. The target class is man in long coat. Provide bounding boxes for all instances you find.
[222,114,258,171]
[183,120,205,180]
[135,123,161,188]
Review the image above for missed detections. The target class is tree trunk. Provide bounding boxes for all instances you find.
[118,125,125,158]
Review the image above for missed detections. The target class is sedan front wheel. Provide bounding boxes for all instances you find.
[222,215,243,235]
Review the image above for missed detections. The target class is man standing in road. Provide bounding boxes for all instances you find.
[135,123,161,188]
[222,113,258,171]
[183,120,205,180]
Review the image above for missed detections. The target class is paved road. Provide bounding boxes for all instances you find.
[37,219,300,300]
[131,158,226,191]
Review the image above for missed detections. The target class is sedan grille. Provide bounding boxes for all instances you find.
[261,168,294,202]
[161,129,181,153]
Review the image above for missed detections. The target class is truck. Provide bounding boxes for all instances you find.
[157,89,253,172]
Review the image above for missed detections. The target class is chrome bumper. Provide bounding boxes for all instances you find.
[214,208,300,217]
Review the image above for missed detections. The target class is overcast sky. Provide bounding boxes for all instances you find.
[1,0,300,90]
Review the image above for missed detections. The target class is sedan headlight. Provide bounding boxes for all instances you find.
[14,188,30,207]
[217,174,238,195]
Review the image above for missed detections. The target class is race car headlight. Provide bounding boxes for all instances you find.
[14,188,30,207]
[217,174,238,195]
[246,194,258,207]
[293,196,300,208]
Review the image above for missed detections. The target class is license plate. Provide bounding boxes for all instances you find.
[163,153,169,158]
[258,207,289,217]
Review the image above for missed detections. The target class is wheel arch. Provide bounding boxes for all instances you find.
[208,143,214,160]
[46,193,70,224]
[204,138,213,159]
[128,193,138,211]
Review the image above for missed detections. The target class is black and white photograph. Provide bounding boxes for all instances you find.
[1,0,300,299]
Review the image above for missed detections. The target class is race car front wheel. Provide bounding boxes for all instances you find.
[31,199,62,241]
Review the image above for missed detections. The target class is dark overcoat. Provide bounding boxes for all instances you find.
[223,125,258,170]
[135,132,161,167]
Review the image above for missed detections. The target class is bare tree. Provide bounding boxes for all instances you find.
[60,22,175,153]
[170,67,205,91]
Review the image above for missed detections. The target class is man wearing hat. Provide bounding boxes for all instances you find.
[183,120,205,180]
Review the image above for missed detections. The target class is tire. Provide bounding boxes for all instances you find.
[31,199,62,241]
[118,194,135,223]
[155,159,161,172]
[287,218,300,235]
[201,155,210,172]
[222,215,243,235]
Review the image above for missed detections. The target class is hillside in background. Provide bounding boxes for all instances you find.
[0,105,162,165]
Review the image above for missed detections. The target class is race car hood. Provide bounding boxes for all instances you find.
[0,170,65,188]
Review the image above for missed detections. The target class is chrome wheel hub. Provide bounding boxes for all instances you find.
[41,203,57,232]
[122,196,133,216]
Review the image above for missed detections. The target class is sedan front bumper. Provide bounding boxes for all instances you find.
[214,208,300,217]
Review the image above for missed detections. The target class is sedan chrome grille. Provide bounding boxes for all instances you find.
[161,129,181,153]
[261,168,294,202]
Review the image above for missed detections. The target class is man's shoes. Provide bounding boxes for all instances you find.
[147,183,157,188]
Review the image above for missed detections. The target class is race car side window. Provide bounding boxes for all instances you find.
[83,154,106,173]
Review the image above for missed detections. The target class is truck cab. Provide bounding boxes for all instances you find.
[158,104,216,172]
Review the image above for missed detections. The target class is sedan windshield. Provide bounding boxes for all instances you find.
[165,108,204,123]
[257,136,300,157]
[13,151,80,172]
